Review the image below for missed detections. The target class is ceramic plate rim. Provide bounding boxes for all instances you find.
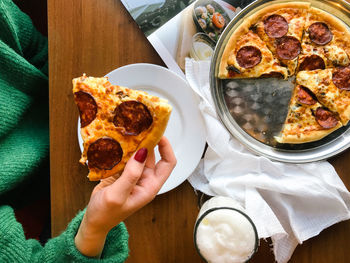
[78,63,206,194]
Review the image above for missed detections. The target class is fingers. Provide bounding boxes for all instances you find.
[110,148,148,199]
[106,137,175,205]
[145,149,155,169]
[155,137,177,185]
[92,176,117,195]
[158,137,176,163]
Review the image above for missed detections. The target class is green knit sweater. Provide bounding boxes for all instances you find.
[0,0,129,261]
[0,206,129,263]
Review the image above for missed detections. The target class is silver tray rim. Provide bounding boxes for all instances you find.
[210,0,350,163]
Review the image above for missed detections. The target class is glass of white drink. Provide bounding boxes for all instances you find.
[194,196,258,263]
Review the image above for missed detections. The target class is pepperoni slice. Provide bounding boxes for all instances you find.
[332,66,350,90]
[74,91,97,127]
[87,138,123,170]
[236,46,262,69]
[308,22,333,45]
[113,101,153,136]
[276,36,301,60]
[297,86,317,105]
[315,107,338,129]
[299,55,325,71]
[264,14,289,38]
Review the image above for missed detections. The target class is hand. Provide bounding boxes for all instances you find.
[75,137,176,257]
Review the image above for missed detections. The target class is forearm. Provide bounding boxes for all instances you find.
[74,213,109,258]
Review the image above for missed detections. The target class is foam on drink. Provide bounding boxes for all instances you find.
[194,197,257,263]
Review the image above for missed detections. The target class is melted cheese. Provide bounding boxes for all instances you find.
[324,45,350,66]
[255,7,307,76]
[297,69,350,125]
[302,8,350,68]
[72,75,172,180]
[226,31,288,78]
[276,85,342,143]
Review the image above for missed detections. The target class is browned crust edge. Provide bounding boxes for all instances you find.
[218,2,310,79]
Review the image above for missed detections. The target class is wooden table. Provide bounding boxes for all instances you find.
[48,0,350,262]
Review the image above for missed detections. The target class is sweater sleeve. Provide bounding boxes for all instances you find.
[0,206,129,263]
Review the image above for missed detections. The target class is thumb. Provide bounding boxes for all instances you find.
[111,148,148,198]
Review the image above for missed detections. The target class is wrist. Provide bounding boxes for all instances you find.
[75,213,109,258]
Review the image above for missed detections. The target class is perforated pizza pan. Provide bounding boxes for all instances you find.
[210,0,350,163]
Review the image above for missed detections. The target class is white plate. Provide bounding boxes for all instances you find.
[78,63,206,194]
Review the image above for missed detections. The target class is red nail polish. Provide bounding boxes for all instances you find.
[134,148,148,163]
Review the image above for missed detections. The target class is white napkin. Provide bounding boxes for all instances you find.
[185,58,350,263]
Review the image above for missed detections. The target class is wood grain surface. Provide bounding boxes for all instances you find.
[48,0,350,262]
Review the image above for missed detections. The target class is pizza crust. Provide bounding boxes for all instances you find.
[275,84,342,144]
[231,2,310,32]
[253,4,309,75]
[87,106,171,181]
[218,3,350,144]
[275,124,342,144]
[307,7,350,36]
[244,2,310,24]
[296,69,350,125]
[218,2,310,79]
[218,30,288,79]
[303,7,350,67]
[218,23,250,78]
[73,75,172,181]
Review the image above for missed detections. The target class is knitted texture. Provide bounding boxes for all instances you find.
[0,206,129,263]
[0,0,48,195]
[0,1,130,262]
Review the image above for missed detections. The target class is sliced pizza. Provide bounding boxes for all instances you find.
[275,85,342,144]
[296,67,350,125]
[73,75,172,181]
[218,30,288,79]
[217,2,350,144]
[299,7,350,72]
[252,2,310,76]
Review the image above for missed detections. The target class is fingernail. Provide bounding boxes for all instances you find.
[134,148,148,163]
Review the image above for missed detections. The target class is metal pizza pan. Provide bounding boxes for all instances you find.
[210,0,350,163]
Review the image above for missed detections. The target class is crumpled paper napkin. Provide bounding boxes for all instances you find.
[185,58,350,263]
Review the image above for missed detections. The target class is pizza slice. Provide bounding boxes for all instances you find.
[73,75,172,181]
[275,85,342,144]
[299,7,350,72]
[296,67,350,125]
[218,30,288,79]
[252,2,310,76]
